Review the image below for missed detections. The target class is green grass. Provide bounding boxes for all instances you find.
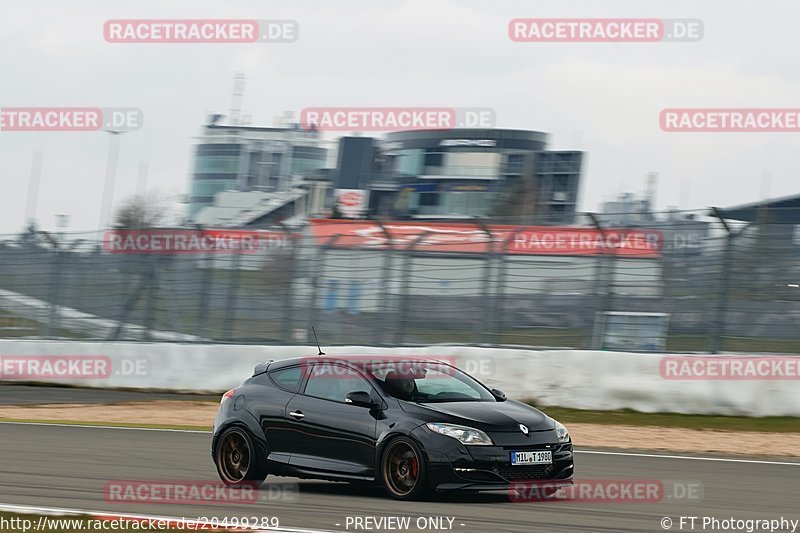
[714,336,800,353]
[0,309,89,340]
[663,333,800,353]
[530,404,800,433]
[406,327,800,353]
[0,310,42,337]
[406,327,590,347]
[3,405,798,435]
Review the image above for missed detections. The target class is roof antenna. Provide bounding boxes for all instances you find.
[312,326,325,356]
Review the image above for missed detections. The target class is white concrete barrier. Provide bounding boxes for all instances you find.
[0,340,798,417]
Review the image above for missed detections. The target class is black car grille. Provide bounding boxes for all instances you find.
[502,443,569,453]
[494,463,555,482]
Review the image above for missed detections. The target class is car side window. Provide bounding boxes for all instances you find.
[303,363,372,403]
[268,365,304,393]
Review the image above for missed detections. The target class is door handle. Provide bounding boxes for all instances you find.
[289,410,306,420]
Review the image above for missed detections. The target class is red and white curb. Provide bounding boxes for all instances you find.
[0,503,341,532]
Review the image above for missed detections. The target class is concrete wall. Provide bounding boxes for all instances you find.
[0,340,796,417]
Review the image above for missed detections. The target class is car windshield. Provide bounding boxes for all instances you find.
[364,361,495,403]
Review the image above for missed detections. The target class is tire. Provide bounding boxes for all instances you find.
[214,426,267,487]
[380,437,429,500]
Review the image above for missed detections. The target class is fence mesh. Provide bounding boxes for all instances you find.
[1,208,798,353]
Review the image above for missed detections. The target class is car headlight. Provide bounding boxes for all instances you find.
[426,423,494,446]
[554,420,570,443]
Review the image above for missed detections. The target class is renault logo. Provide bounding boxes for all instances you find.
[519,424,529,435]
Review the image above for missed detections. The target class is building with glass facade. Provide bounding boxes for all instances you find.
[188,121,328,220]
[358,128,583,223]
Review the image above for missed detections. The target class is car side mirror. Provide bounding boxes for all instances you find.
[346,390,377,408]
[491,388,507,401]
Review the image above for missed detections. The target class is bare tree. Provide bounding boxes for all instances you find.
[113,192,172,229]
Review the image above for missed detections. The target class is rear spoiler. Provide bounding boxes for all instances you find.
[253,360,274,376]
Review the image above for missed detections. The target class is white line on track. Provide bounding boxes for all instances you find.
[3,420,799,466]
[0,503,340,533]
[574,449,800,466]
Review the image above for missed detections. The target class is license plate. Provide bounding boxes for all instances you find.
[511,450,552,465]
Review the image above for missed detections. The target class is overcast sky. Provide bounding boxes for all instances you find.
[1,0,799,233]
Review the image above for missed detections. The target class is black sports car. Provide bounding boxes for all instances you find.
[212,355,574,500]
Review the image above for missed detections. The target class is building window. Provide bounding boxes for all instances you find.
[419,193,438,207]
[441,152,500,178]
[439,191,493,216]
[291,157,327,175]
[191,179,236,197]
[395,149,424,175]
[504,154,527,174]
[196,144,242,156]
[194,156,240,174]
[552,175,571,195]
[424,151,444,168]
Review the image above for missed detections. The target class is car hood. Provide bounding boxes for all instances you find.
[400,399,554,433]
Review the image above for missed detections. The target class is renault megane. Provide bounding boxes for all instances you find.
[212,356,574,500]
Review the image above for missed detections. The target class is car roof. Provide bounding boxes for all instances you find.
[264,354,449,372]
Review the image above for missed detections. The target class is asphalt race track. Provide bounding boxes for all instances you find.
[1,423,798,532]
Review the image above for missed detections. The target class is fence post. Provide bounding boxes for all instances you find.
[709,208,737,354]
[307,235,337,342]
[374,222,394,346]
[222,252,242,341]
[710,232,734,353]
[587,213,611,349]
[44,236,61,338]
[394,232,429,346]
[474,219,494,345]
[280,225,298,343]
[143,256,158,340]
[110,266,145,341]
[492,231,515,345]
[195,226,212,338]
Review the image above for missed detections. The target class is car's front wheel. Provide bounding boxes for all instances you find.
[214,427,267,487]
[381,437,428,500]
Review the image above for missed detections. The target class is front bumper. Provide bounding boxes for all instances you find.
[411,426,574,491]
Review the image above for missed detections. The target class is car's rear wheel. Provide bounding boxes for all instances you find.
[215,427,267,487]
[381,437,428,500]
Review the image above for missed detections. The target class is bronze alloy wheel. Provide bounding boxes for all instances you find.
[382,438,425,499]
[216,428,252,484]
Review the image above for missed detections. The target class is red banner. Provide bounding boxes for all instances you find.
[309,219,663,257]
